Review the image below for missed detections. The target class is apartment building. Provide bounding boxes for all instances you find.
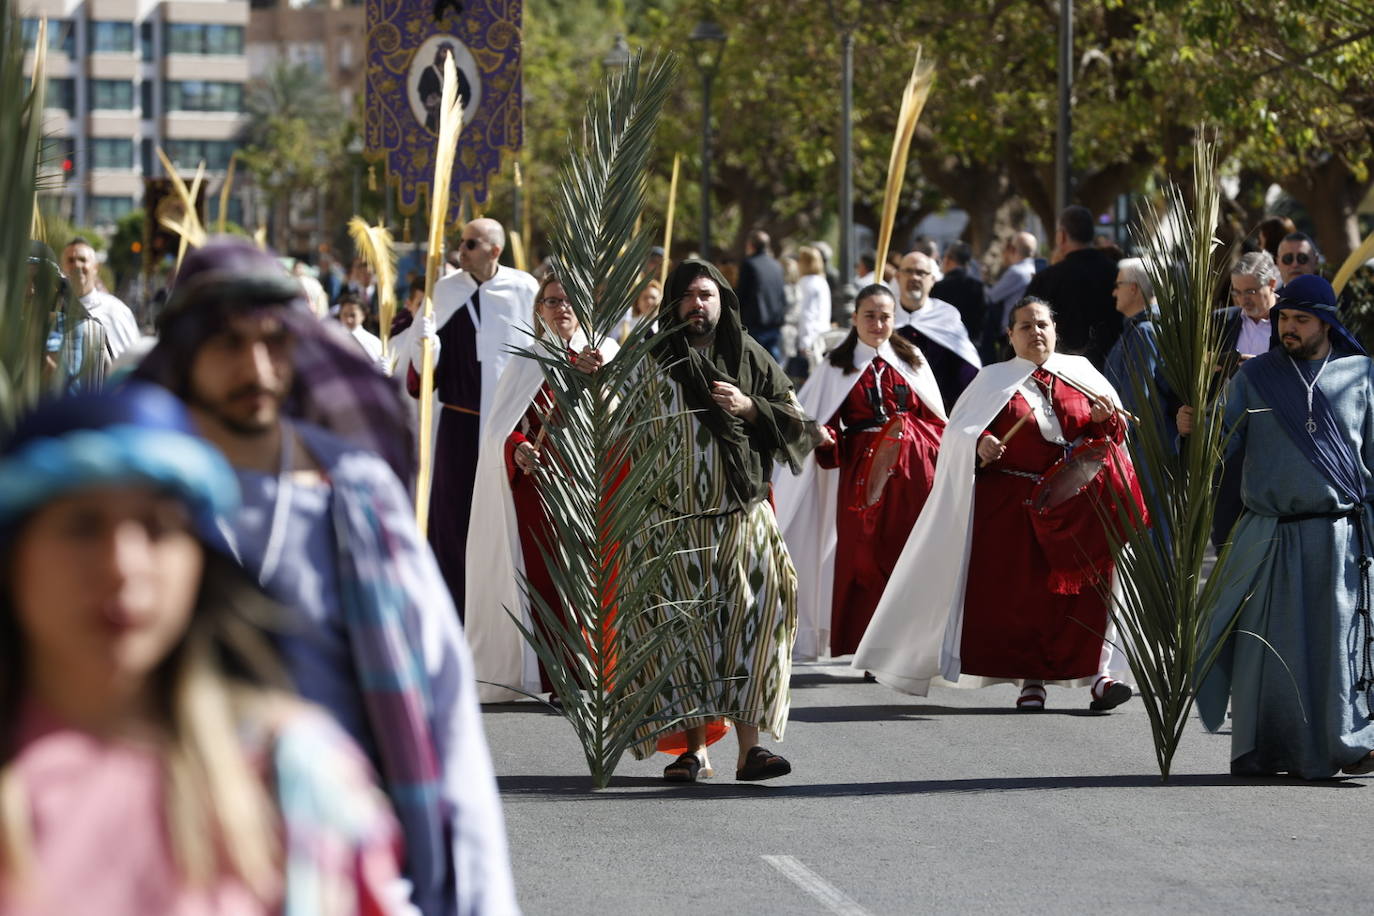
[22,0,250,231]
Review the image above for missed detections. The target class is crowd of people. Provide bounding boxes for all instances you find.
[5,199,1374,913]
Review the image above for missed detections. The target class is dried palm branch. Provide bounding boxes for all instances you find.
[217,151,237,235]
[873,48,934,274]
[502,52,719,788]
[1333,228,1374,296]
[154,147,207,269]
[415,55,464,533]
[660,153,679,287]
[1102,133,1264,780]
[347,215,397,357]
[509,229,527,273]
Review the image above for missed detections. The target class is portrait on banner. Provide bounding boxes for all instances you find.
[408,37,480,132]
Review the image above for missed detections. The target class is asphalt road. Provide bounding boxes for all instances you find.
[484,660,1371,915]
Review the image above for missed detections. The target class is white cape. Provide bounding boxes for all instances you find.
[430,264,540,419]
[773,340,946,661]
[465,329,619,703]
[852,353,1124,694]
[882,286,982,372]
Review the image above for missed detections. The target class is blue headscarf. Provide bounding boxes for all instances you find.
[1269,274,1366,356]
[0,384,239,550]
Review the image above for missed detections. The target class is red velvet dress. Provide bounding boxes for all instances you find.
[960,367,1124,679]
[815,357,946,655]
[505,383,562,693]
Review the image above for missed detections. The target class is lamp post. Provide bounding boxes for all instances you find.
[1055,0,1073,216]
[826,0,862,319]
[602,33,630,72]
[689,20,726,258]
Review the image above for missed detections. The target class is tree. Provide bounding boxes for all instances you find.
[239,61,347,253]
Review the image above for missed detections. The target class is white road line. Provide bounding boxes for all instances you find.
[762,855,873,916]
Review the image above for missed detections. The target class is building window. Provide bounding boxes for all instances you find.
[91,21,136,54]
[140,80,153,116]
[165,139,239,171]
[141,21,155,61]
[165,81,244,112]
[22,19,74,55]
[91,80,135,110]
[141,138,153,175]
[165,23,245,55]
[91,138,134,170]
[90,196,137,225]
[27,77,76,113]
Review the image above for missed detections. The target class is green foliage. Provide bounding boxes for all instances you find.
[509,53,714,788]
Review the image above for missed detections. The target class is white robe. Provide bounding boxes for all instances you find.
[79,290,140,359]
[852,353,1125,695]
[774,340,947,661]
[465,328,619,703]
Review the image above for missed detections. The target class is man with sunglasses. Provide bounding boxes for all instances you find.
[1276,232,1321,287]
[398,217,539,620]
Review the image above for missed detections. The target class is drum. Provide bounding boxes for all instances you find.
[852,414,908,509]
[1027,438,1147,594]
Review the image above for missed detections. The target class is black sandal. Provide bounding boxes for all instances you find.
[664,752,702,783]
[736,746,791,781]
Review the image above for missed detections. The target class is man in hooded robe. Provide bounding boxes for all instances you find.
[629,259,820,783]
[1199,275,1374,779]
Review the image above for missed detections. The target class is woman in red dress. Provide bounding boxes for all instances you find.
[779,284,947,659]
[968,297,1136,709]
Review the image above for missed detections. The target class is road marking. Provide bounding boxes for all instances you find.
[762,855,873,916]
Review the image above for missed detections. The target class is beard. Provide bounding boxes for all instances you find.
[683,311,717,343]
[187,383,285,436]
[1281,333,1324,360]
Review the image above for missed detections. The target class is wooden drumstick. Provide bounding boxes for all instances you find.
[1047,372,1140,425]
[980,410,1035,467]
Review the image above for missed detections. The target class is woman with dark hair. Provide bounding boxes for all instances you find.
[465,274,618,701]
[776,283,947,660]
[856,297,1144,710]
[0,385,401,914]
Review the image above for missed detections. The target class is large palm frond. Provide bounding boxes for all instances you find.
[504,53,715,788]
[0,10,66,433]
[1105,133,1265,779]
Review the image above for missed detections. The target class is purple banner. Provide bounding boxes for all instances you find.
[365,0,523,218]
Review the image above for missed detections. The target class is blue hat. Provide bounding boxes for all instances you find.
[0,384,239,549]
[1271,274,1365,356]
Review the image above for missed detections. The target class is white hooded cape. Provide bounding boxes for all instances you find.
[465,328,619,703]
[430,264,540,419]
[882,286,983,373]
[773,340,947,660]
[852,353,1124,694]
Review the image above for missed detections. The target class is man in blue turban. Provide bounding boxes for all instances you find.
[1199,274,1374,778]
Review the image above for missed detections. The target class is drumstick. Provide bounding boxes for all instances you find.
[1047,372,1140,425]
[980,410,1035,467]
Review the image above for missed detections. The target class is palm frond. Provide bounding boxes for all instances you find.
[154,148,207,268]
[415,54,465,534]
[1102,131,1266,779]
[348,216,397,356]
[873,48,935,274]
[0,11,77,434]
[501,52,712,788]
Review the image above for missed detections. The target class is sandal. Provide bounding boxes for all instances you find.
[664,752,704,783]
[1341,751,1374,776]
[1016,684,1047,710]
[736,746,791,782]
[1089,676,1133,711]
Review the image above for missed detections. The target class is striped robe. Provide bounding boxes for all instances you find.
[630,373,799,759]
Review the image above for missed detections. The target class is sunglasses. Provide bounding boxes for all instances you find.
[1281,252,1311,266]
[461,238,483,250]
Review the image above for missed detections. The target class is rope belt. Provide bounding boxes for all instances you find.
[996,468,1041,481]
[442,403,479,416]
[846,411,908,433]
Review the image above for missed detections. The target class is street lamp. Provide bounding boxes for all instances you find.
[689,19,726,259]
[602,34,630,72]
[826,0,860,316]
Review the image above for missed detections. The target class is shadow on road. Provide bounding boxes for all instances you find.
[787,704,1109,722]
[497,771,1366,801]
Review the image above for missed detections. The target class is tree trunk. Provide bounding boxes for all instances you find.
[1280,156,1370,269]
